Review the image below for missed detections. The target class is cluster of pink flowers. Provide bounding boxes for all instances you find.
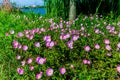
[104,39,111,51]
[82,59,91,64]
[36,56,46,64]
[43,35,57,49]
[12,40,22,49]
[67,40,74,49]
[60,33,70,40]
[36,72,43,79]
[106,24,117,35]
[9,15,120,79]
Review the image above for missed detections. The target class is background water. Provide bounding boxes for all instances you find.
[20,8,46,15]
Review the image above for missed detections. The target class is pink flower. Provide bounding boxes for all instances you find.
[36,56,41,62]
[21,60,26,66]
[87,60,91,64]
[60,34,64,40]
[36,72,43,79]
[117,65,120,73]
[106,24,111,30]
[72,35,79,41]
[29,66,34,71]
[17,44,22,49]
[104,39,110,45]
[27,58,32,64]
[46,68,54,76]
[45,41,50,47]
[82,59,88,64]
[80,27,85,31]
[63,33,70,40]
[17,32,24,37]
[12,40,18,46]
[17,68,24,75]
[49,41,55,48]
[5,32,9,36]
[28,35,34,40]
[117,22,120,26]
[67,40,73,49]
[105,45,111,51]
[24,30,29,34]
[84,45,90,52]
[94,44,100,49]
[107,53,112,57]
[117,42,120,48]
[110,26,115,31]
[40,28,45,32]
[37,58,46,64]
[118,32,120,37]
[94,29,100,34]
[83,59,91,64]
[22,45,28,51]
[70,64,74,69]
[34,42,40,47]
[10,30,15,34]
[59,67,66,75]
[16,55,21,60]
[43,36,51,42]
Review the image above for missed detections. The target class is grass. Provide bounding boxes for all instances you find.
[1,10,120,80]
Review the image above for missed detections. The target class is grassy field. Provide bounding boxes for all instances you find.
[1,10,120,80]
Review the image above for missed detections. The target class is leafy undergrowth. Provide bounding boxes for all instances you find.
[1,11,120,80]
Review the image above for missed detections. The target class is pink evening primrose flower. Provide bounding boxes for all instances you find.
[27,58,32,64]
[29,66,34,71]
[107,53,112,57]
[59,67,66,75]
[5,32,9,36]
[37,58,46,64]
[36,72,43,79]
[117,42,120,48]
[49,41,55,49]
[46,68,54,76]
[94,44,100,49]
[17,68,24,75]
[34,42,40,47]
[72,35,79,41]
[17,44,22,49]
[21,60,26,66]
[84,45,90,52]
[70,64,74,69]
[105,45,111,51]
[22,45,28,51]
[17,32,24,37]
[36,56,41,62]
[16,55,21,60]
[104,39,110,45]
[117,65,120,73]
[10,30,15,34]
[83,59,91,64]
[67,40,73,49]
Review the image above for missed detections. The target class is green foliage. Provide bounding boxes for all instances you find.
[45,0,120,19]
[1,10,120,79]
[45,0,70,19]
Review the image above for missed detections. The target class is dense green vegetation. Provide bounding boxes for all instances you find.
[45,0,120,19]
[1,10,120,79]
[1,0,120,79]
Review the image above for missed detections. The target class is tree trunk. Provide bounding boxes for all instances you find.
[69,0,76,21]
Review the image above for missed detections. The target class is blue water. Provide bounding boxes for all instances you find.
[20,8,46,15]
